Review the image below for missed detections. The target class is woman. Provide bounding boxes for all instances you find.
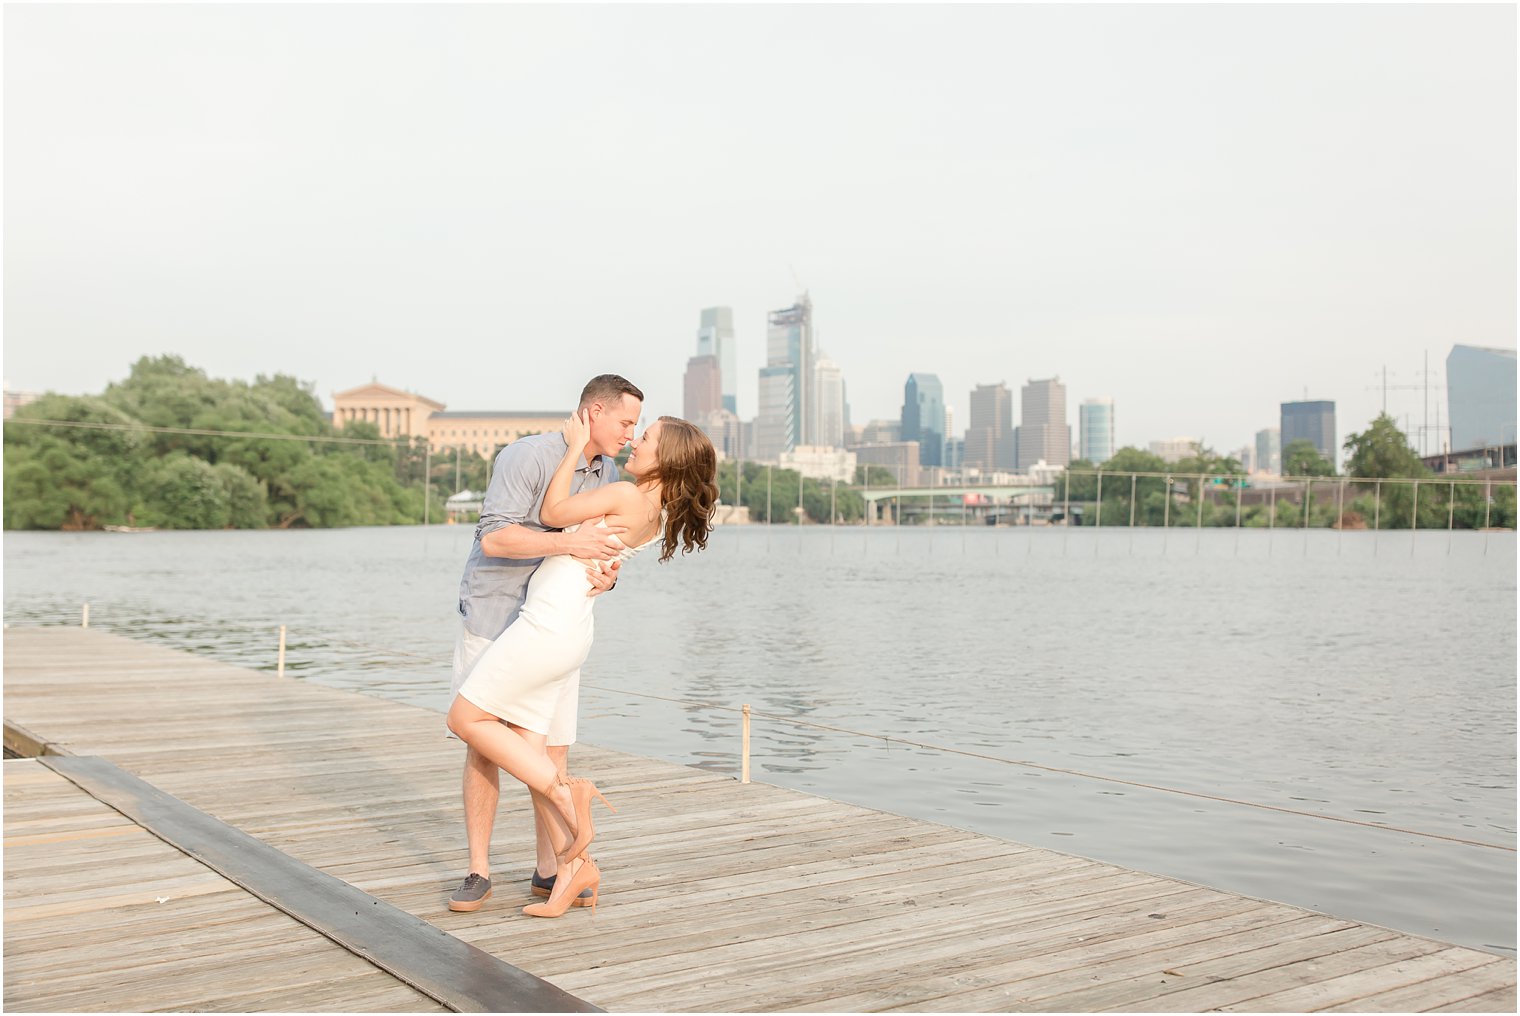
[446,410,718,917]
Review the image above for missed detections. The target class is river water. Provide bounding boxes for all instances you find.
[4,524,1515,954]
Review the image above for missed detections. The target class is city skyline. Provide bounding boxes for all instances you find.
[4,5,1514,458]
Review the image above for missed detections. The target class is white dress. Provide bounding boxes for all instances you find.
[457,519,657,734]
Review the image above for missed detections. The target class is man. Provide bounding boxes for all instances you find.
[446,374,644,913]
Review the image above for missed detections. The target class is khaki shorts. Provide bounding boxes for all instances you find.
[447,623,579,747]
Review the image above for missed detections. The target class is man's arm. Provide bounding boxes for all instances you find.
[482,524,625,560]
[475,440,624,561]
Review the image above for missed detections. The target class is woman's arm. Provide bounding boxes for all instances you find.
[540,411,641,529]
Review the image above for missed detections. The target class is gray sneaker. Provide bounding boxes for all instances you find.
[448,872,491,912]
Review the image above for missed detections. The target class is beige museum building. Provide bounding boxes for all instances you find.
[331,382,565,458]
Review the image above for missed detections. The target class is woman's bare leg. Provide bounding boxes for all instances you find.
[534,745,572,877]
[448,696,577,841]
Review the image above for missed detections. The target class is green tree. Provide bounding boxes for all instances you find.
[214,462,269,529]
[3,435,130,529]
[5,359,437,530]
[3,394,143,529]
[1343,414,1428,480]
[138,454,232,529]
[1283,439,1335,477]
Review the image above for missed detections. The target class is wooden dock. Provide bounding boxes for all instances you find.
[4,627,1514,1012]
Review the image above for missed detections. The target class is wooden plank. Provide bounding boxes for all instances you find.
[1425,983,1519,1012]
[1123,935,1457,1011]
[1320,958,1520,1012]
[1025,921,1393,1011]
[1222,948,1509,1012]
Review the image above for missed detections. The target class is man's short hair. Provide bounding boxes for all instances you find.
[579,374,644,410]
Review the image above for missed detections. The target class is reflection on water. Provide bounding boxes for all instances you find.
[4,525,1515,954]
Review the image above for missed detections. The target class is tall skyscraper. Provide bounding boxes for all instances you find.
[1447,344,1517,450]
[754,293,815,460]
[965,382,1014,471]
[1016,377,1070,470]
[1281,400,1336,465]
[695,408,744,462]
[697,307,737,415]
[814,356,846,449]
[683,355,722,421]
[900,373,946,467]
[1234,445,1256,473]
[1255,427,1281,475]
[1078,397,1115,464]
[755,365,795,462]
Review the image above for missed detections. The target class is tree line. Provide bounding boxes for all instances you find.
[1059,418,1514,530]
[7,359,1509,532]
[3,356,493,530]
[716,418,1513,530]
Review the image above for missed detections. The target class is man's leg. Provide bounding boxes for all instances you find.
[465,745,501,878]
[448,624,498,912]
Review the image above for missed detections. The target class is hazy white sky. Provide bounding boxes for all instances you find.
[5,3,1515,457]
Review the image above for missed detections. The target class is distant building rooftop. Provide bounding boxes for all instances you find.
[431,411,565,419]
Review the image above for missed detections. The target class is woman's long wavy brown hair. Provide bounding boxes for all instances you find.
[650,416,718,562]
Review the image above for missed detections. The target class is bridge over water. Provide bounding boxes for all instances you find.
[854,484,1057,524]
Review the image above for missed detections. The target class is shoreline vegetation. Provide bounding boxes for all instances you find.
[4,356,463,531]
[5,357,1513,531]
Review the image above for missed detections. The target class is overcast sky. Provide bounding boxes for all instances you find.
[5,3,1515,458]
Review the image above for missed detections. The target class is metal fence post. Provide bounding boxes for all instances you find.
[1303,478,1312,557]
[1195,472,1206,555]
[1373,480,1381,556]
[1094,470,1104,558]
[1337,479,1345,556]
[1234,475,1243,557]
[1411,479,1420,556]
[1129,472,1137,556]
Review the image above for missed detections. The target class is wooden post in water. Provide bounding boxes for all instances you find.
[81,603,89,629]
[741,704,751,785]
[278,626,287,679]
